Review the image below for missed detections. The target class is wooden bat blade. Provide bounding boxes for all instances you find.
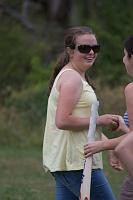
[80,157,92,200]
[79,101,99,200]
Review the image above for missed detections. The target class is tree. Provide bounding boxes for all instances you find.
[0,0,35,31]
[0,0,72,30]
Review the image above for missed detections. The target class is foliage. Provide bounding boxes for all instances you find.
[0,15,54,94]
[0,83,48,147]
[0,0,133,94]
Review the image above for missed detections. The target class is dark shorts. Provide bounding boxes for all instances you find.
[119,176,133,200]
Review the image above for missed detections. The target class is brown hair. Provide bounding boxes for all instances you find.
[48,26,95,95]
[124,35,133,58]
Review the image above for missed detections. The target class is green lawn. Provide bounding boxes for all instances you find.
[0,147,126,200]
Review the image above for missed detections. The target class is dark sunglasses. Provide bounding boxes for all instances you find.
[76,44,100,54]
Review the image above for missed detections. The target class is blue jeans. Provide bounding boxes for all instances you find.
[51,169,116,200]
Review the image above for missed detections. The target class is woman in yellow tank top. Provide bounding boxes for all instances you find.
[43,26,121,200]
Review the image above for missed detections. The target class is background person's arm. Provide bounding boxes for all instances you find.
[84,134,127,158]
[114,83,133,177]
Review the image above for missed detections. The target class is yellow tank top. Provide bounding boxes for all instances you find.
[43,69,103,172]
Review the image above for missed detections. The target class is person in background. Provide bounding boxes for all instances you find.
[84,35,133,200]
[43,26,120,200]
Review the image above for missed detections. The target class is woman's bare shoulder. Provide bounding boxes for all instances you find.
[125,82,133,93]
[59,68,83,85]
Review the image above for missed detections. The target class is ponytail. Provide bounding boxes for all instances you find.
[48,51,69,96]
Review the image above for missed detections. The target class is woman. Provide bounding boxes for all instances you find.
[84,35,133,200]
[43,26,119,200]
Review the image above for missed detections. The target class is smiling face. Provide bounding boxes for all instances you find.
[70,34,99,72]
[123,49,133,76]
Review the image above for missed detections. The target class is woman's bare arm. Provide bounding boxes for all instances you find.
[55,70,120,130]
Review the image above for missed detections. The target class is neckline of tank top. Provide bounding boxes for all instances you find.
[59,68,88,83]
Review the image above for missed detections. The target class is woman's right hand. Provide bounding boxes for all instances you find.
[114,116,129,133]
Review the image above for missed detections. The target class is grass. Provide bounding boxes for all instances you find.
[0,147,54,200]
[0,147,126,200]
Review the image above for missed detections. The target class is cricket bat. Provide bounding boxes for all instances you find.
[79,101,99,200]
